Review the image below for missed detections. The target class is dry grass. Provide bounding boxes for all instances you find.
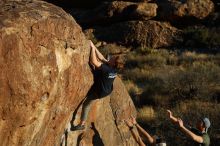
[184,26,220,49]
[122,48,220,146]
[123,49,220,105]
[137,106,155,123]
[134,100,220,146]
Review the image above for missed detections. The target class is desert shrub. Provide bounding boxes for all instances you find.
[124,49,220,107]
[136,47,155,54]
[166,61,220,100]
[126,61,220,107]
[166,54,179,65]
[137,106,155,123]
[143,54,167,67]
[178,51,207,65]
[123,52,220,106]
[123,68,151,83]
[124,80,143,105]
[184,26,220,49]
[123,47,220,146]
[126,49,171,68]
[125,80,140,95]
[141,93,171,107]
[137,76,171,106]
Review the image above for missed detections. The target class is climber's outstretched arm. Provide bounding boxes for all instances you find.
[129,117,154,144]
[90,40,108,63]
[135,123,154,144]
[125,119,146,146]
[89,41,102,68]
[167,110,178,123]
[177,118,204,143]
[95,48,108,63]
[130,128,146,146]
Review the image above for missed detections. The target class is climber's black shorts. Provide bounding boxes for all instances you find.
[86,63,116,100]
[86,84,101,100]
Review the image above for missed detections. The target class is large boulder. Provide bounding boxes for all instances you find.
[62,77,138,146]
[44,0,155,8]
[68,1,157,27]
[0,0,91,145]
[45,0,102,8]
[0,0,138,146]
[89,20,183,48]
[156,0,215,24]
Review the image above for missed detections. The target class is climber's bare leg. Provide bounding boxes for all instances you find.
[72,90,98,131]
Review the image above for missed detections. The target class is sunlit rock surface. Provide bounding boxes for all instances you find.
[0,0,138,145]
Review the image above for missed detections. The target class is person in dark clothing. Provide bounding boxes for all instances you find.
[72,40,124,131]
[167,110,211,146]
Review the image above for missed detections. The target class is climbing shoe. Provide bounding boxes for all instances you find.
[71,125,85,131]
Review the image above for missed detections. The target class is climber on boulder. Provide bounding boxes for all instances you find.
[125,116,166,146]
[167,110,210,146]
[72,40,124,131]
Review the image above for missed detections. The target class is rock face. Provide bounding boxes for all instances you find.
[0,0,138,146]
[45,0,102,8]
[68,1,157,26]
[157,0,215,23]
[90,20,182,48]
[45,0,154,8]
[44,0,218,49]
[62,78,137,146]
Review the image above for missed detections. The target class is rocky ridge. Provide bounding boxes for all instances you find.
[57,0,217,49]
